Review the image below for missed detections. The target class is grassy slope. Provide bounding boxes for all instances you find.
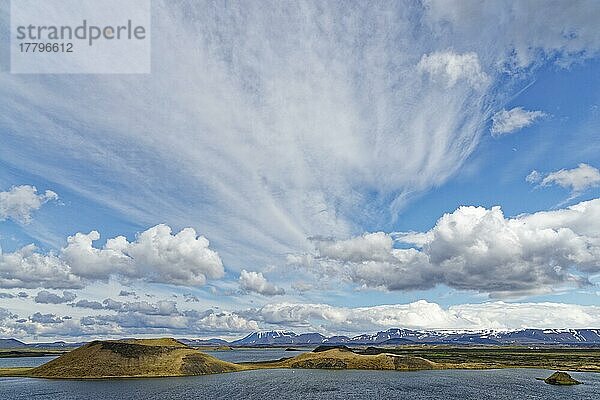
[248,348,438,371]
[28,338,243,378]
[0,367,32,376]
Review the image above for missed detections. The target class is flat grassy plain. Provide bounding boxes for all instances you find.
[356,345,600,372]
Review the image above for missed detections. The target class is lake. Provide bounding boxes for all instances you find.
[0,356,58,368]
[0,350,599,399]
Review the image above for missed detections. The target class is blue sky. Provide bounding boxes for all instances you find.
[1,0,600,340]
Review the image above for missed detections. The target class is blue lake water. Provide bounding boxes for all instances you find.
[0,356,58,368]
[1,350,599,399]
[1,368,599,399]
[0,349,303,368]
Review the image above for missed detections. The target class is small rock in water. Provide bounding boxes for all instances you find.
[543,371,581,385]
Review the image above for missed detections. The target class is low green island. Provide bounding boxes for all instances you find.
[0,338,597,383]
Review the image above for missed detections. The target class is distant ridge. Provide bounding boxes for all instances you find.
[4,328,600,349]
[231,330,326,346]
[179,338,229,346]
[0,338,26,348]
[230,328,600,346]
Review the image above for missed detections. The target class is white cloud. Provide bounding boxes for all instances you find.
[3,297,600,339]
[314,232,394,263]
[423,0,600,68]
[417,50,489,88]
[73,299,103,310]
[30,312,65,324]
[193,310,259,333]
[62,224,224,286]
[0,185,58,223]
[73,304,258,336]
[294,198,600,297]
[101,298,180,316]
[0,2,598,271]
[491,107,546,136]
[529,163,600,193]
[0,2,500,269]
[526,170,542,184]
[0,225,223,289]
[239,270,285,296]
[34,290,77,304]
[0,245,83,289]
[251,300,600,333]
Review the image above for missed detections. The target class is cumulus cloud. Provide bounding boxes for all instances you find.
[30,312,65,324]
[51,297,260,337]
[183,293,200,302]
[0,225,224,289]
[491,107,546,136]
[293,198,600,297]
[0,312,120,339]
[76,308,257,336]
[5,298,600,339]
[239,270,285,296]
[102,299,180,316]
[249,300,600,333]
[188,310,260,333]
[0,245,83,289]
[73,299,104,310]
[0,185,58,223]
[62,224,224,286]
[34,290,77,304]
[73,297,180,316]
[0,307,16,320]
[528,163,600,194]
[417,51,489,89]
[315,232,394,263]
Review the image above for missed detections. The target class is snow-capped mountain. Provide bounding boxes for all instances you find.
[231,330,326,345]
[229,328,600,346]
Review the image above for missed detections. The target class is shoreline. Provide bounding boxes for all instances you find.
[2,361,599,380]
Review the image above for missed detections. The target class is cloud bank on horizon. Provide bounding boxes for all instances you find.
[1,0,600,340]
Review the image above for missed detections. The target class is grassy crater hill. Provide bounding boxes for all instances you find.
[250,347,438,371]
[29,338,242,378]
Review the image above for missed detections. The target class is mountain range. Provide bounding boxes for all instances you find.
[229,328,600,346]
[4,328,600,348]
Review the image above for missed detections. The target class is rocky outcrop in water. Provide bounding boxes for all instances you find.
[543,371,581,385]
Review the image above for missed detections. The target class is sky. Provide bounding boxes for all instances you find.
[1,0,600,341]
